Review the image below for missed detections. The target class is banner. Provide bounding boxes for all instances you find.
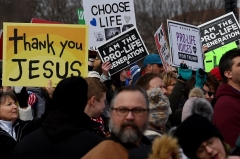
[97,27,149,76]
[204,42,237,72]
[199,12,240,52]
[83,0,136,48]
[3,23,88,86]
[77,9,86,24]
[167,20,203,70]
[31,18,61,24]
[154,24,172,71]
[0,30,3,60]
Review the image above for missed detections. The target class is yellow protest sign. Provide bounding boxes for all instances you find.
[3,23,88,87]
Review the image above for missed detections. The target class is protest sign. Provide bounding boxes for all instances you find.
[97,27,148,76]
[154,24,172,71]
[204,42,237,72]
[0,30,3,60]
[168,20,203,70]
[199,12,240,51]
[77,9,85,24]
[3,23,88,87]
[83,0,136,48]
[31,18,61,24]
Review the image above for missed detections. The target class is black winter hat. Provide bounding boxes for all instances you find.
[51,76,88,114]
[174,114,223,159]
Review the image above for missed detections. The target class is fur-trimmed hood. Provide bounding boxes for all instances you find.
[188,87,204,98]
[148,134,180,159]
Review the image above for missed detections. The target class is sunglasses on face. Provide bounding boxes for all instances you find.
[202,89,214,97]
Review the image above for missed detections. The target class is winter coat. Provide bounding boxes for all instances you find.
[13,111,103,159]
[82,133,152,159]
[213,83,240,147]
[148,135,180,159]
[168,80,186,126]
[0,118,45,159]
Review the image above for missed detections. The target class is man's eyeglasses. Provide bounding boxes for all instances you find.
[202,89,214,97]
[111,108,149,116]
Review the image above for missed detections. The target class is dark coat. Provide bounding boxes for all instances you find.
[168,80,186,126]
[0,118,44,159]
[13,111,103,159]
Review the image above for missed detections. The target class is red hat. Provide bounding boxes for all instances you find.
[210,67,222,81]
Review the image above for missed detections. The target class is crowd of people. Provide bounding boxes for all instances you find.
[0,47,240,159]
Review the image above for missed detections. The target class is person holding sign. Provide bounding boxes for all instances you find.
[13,76,103,159]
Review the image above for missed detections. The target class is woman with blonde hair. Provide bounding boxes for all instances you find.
[162,71,177,96]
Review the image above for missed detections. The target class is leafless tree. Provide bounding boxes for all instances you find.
[134,0,225,52]
[35,0,83,24]
[0,0,37,29]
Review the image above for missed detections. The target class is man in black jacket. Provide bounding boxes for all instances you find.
[13,76,103,159]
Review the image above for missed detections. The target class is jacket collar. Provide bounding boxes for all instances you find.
[107,133,151,150]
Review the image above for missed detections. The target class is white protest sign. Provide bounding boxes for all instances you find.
[199,12,240,52]
[154,24,172,71]
[83,0,136,48]
[97,27,149,76]
[167,20,203,70]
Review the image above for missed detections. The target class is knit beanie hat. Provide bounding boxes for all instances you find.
[147,88,171,127]
[174,114,223,159]
[210,67,222,81]
[130,63,140,79]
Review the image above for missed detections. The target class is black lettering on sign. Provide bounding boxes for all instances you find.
[9,59,27,81]
[56,62,68,79]
[59,40,83,58]
[70,61,82,76]
[9,29,23,54]
[178,52,198,62]
[29,60,40,79]
[43,60,54,78]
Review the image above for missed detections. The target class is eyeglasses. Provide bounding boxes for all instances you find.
[111,108,149,116]
[202,89,215,97]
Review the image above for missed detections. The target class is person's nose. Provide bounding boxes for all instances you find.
[125,111,134,120]
[205,145,214,154]
[161,87,167,95]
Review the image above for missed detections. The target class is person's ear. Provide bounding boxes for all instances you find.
[224,70,232,79]
[146,64,152,71]
[90,96,96,107]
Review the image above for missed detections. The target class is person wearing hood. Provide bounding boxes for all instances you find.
[214,49,240,148]
[13,76,103,159]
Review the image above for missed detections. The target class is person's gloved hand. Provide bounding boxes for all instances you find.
[195,68,207,88]
[178,63,192,81]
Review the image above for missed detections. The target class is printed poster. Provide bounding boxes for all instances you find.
[154,24,172,71]
[199,12,240,51]
[3,23,88,87]
[168,20,204,70]
[97,27,149,76]
[83,0,136,48]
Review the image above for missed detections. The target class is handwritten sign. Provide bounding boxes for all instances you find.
[3,23,88,86]
[199,12,240,51]
[154,24,172,71]
[168,20,203,70]
[0,30,3,60]
[97,27,149,75]
[83,0,136,48]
